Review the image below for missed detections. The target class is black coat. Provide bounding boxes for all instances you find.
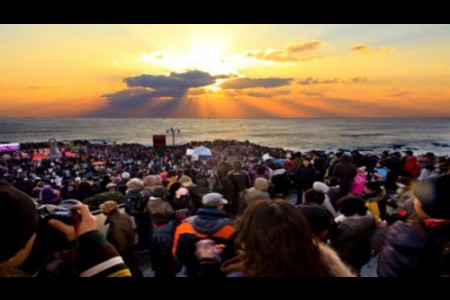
[377,220,427,277]
[296,165,315,189]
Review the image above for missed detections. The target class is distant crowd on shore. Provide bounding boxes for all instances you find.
[1,139,450,277]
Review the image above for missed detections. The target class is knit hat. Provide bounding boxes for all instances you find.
[40,186,61,205]
[99,200,119,215]
[202,193,228,207]
[176,187,189,197]
[414,174,450,219]
[151,186,168,198]
[0,181,38,262]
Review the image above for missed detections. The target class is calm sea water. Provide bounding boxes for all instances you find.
[1,118,450,154]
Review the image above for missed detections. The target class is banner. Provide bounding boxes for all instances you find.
[153,135,166,156]
[0,143,20,153]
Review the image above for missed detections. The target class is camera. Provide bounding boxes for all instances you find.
[21,199,82,276]
[37,199,81,226]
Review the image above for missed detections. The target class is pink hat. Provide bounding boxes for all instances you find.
[176,187,189,197]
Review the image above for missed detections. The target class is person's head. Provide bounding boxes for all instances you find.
[99,200,119,216]
[404,150,413,157]
[336,195,367,217]
[126,178,143,190]
[0,181,38,268]
[364,181,381,195]
[304,189,325,205]
[175,187,189,199]
[151,186,168,199]
[233,161,243,171]
[235,199,327,277]
[202,193,228,210]
[121,172,130,180]
[413,174,450,220]
[143,175,160,188]
[302,157,311,167]
[106,182,116,191]
[376,161,385,168]
[178,175,193,188]
[298,205,334,241]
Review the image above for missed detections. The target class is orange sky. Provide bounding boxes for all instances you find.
[1,24,450,118]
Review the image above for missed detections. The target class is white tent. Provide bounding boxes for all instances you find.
[192,146,212,157]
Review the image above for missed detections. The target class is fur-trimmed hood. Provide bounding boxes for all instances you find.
[318,243,355,277]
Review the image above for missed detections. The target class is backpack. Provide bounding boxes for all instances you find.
[124,189,148,216]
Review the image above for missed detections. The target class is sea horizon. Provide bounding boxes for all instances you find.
[2,118,450,155]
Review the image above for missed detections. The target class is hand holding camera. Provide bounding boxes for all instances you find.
[48,203,97,242]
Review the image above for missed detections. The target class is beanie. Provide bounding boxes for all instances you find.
[0,181,38,262]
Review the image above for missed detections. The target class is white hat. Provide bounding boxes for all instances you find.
[313,181,330,193]
[121,172,130,179]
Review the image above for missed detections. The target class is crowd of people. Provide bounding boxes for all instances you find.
[1,139,450,277]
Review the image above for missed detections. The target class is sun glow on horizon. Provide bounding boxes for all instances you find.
[141,35,238,75]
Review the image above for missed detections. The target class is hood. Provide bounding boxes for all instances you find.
[189,208,234,235]
[313,181,330,193]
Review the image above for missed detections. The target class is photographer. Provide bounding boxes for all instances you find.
[0,181,131,277]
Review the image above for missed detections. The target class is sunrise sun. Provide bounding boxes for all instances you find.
[141,35,233,75]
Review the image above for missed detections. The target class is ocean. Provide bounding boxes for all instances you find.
[1,118,450,155]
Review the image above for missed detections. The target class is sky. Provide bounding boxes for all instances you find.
[1,24,450,118]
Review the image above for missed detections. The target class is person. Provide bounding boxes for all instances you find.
[377,174,450,277]
[0,181,130,277]
[203,199,354,277]
[402,150,421,178]
[331,195,376,274]
[100,200,142,277]
[295,156,315,205]
[242,177,270,214]
[172,192,235,277]
[333,154,357,198]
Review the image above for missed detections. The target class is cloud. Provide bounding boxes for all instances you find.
[246,40,323,62]
[351,76,368,83]
[297,76,368,86]
[89,70,226,117]
[298,77,339,85]
[124,70,219,89]
[247,90,290,98]
[221,77,292,89]
[287,40,322,53]
[351,43,391,54]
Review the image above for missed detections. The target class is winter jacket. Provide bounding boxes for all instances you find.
[172,208,235,277]
[332,213,377,272]
[378,220,427,277]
